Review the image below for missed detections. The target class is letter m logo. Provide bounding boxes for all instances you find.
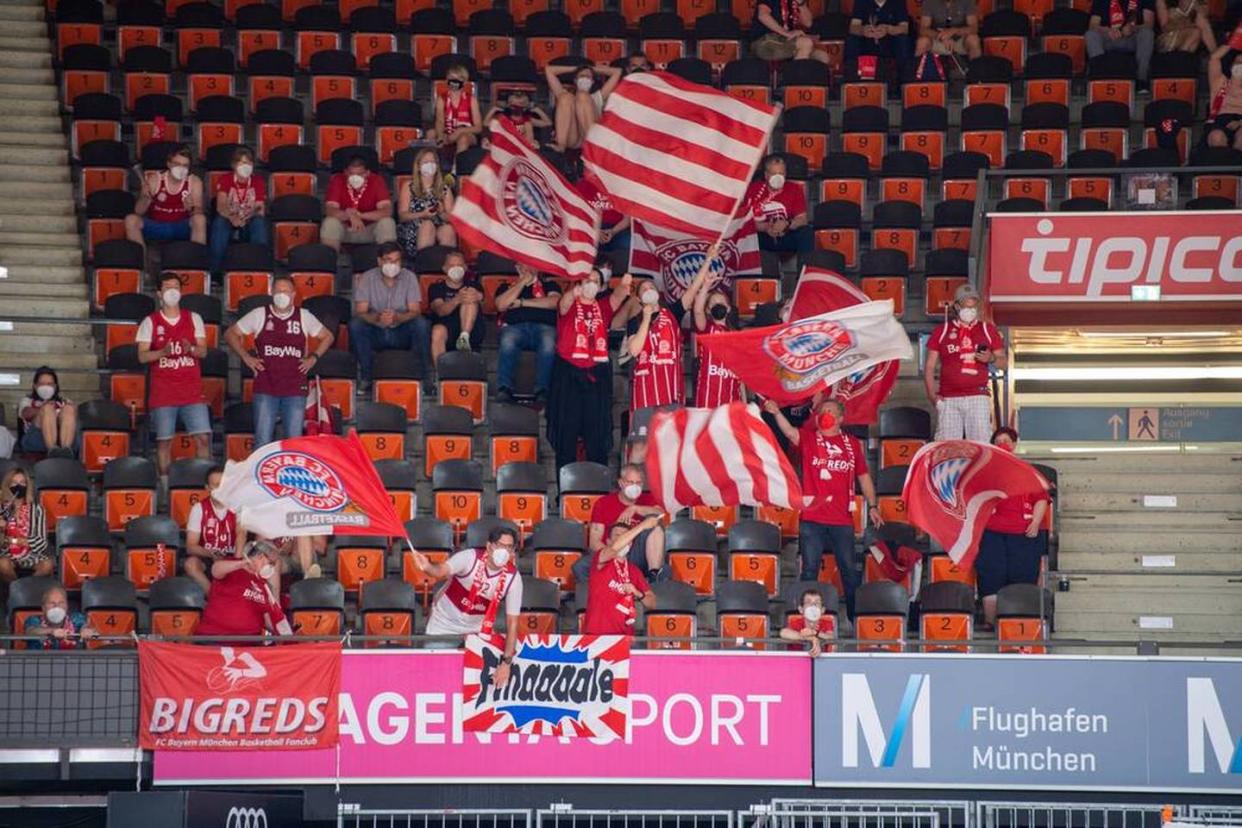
[1187,677,1242,774]
[842,673,930,769]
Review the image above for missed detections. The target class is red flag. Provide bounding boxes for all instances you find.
[790,266,900,425]
[139,641,341,750]
[628,215,761,301]
[901,441,1051,568]
[582,71,779,239]
[646,403,802,513]
[451,116,599,279]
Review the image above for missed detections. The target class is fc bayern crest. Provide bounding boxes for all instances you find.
[497,158,566,244]
[654,239,735,300]
[925,442,985,518]
[763,319,861,394]
[255,451,348,512]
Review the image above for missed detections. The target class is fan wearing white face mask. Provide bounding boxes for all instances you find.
[397,149,457,258]
[320,154,397,252]
[428,250,485,359]
[625,279,685,411]
[779,588,835,657]
[18,366,76,455]
[125,143,207,249]
[745,155,812,254]
[208,146,268,275]
[23,586,97,650]
[923,283,1005,442]
[197,541,293,638]
[545,60,624,152]
[351,242,434,394]
[413,526,525,687]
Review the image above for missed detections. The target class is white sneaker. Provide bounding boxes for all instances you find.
[456,331,472,352]
[306,563,323,579]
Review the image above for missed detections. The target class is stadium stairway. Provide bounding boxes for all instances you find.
[0,0,93,415]
[1039,451,1242,650]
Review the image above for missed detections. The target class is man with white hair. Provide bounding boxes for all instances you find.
[924,284,1005,441]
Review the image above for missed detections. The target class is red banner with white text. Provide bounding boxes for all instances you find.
[138,641,341,750]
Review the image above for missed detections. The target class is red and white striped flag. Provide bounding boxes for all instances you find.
[451,116,600,279]
[628,215,761,301]
[646,403,803,513]
[582,71,780,240]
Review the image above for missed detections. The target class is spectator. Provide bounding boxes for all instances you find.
[320,154,397,252]
[184,465,236,593]
[197,540,292,637]
[224,275,334,446]
[584,464,667,581]
[847,0,912,79]
[978,428,1049,628]
[1156,0,1215,52]
[396,148,457,259]
[575,174,630,255]
[1205,43,1242,150]
[135,273,211,475]
[752,0,830,62]
[924,284,1004,442]
[626,278,685,411]
[349,242,433,393]
[209,146,268,274]
[916,0,982,60]
[745,155,812,254]
[546,63,623,152]
[0,465,52,583]
[764,397,881,616]
[17,366,76,456]
[780,587,834,656]
[1086,0,1155,84]
[583,517,660,635]
[494,262,562,403]
[428,249,485,359]
[484,89,551,147]
[23,586,98,650]
[433,63,483,156]
[681,251,745,408]
[412,526,522,684]
[124,143,207,248]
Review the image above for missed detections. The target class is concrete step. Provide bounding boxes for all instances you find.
[0,265,87,284]
[0,145,67,165]
[0,97,59,116]
[0,230,81,247]
[0,321,97,339]
[0,67,55,85]
[0,163,70,183]
[0,20,51,38]
[0,280,87,299]
[1058,550,1242,574]
[0,245,82,266]
[1053,472,1242,494]
[0,183,75,202]
[0,294,89,318]
[0,352,97,371]
[1058,528,1242,554]
[0,50,50,69]
[0,115,66,133]
[0,330,97,355]
[1059,491,1242,513]
[0,37,52,55]
[0,214,77,233]
[0,129,67,147]
[1055,610,1242,638]
[0,3,43,20]
[1039,453,1242,474]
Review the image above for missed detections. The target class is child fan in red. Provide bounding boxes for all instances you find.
[780,587,836,655]
[583,517,659,635]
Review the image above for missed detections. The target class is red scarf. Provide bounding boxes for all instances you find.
[569,299,610,364]
[1108,0,1137,26]
[612,557,636,627]
[345,177,368,210]
[465,550,516,637]
[3,502,31,561]
[780,0,799,27]
[639,308,679,367]
[228,176,257,221]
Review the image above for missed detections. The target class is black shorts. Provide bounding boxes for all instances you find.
[432,313,485,350]
[1206,113,1242,135]
[975,529,1045,597]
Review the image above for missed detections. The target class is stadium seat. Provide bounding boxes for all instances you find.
[79,140,130,207]
[488,403,540,475]
[34,458,90,532]
[437,351,488,423]
[124,515,181,590]
[1150,50,1198,107]
[531,518,586,594]
[964,55,1013,109]
[235,3,282,66]
[565,0,605,28]
[223,403,256,462]
[694,13,742,73]
[291,577,347,636]
[924,247,969,316]
[855,580,908,652]
[173,2,225,66]
[780,59,830,110]
[1079,102,1130,168]
[1190,147,1242,205]
[116,1,164,64]
[247,50,297,113]
[8,576,63,649]
[309,348,357,420]
[373,459,418,524]
[433,459,484,542]
[875,465,910,525]
[997,583,1049,654]
[295,5,344,70]
[56,516,112,590]
[1039,8,1088,73]
[638,12,686,67]
[858,248,908,317]
[102,456,157,533]
[941,150,989,202]
[819,152,869,209]
[727,519,782,598]
[286,243,337,303]
[558,461,612,527]
[422,403,473,478]
[148,577,205,637]
[919,580,975,652]
[645,580,698,648]
[1087,52,1137,109]
[77,399,133,475]
[90,239,144,310]
[63,44,111,109]
[523,10,572,71]
[360,579,418,646]
[467,9,516,73]
[980,9,1029,73]
[902,80,947,110]
[402,517,454,607]
[1020,103,1069,167]
[71,93,123,158]
[960,103,1009,167]
[1024,52,1073,107]
[721,57,770,105]
[813,200,862,267]
[899,105,948,171]
[315,98,365,166]
[716,580,770,648]
[931,199,973,255]
[409,8,457,74]
[56,0,104,59]
[349,5,398,69]
[167,458,214,530]
[86,190,134,259]
[355,401,408,461]
[843,79,886,111]
[496,462,547,542]
[516,578,561,635]
[879,150,929,209]
[1003,149,1055,207]
[1143,99,1192,163]
[877,407,930,469]
[122,45,173,112]
[841,106,889,171]
[82,576,138,648]
[663,518,718,597]
[105,344,146,414]
[335,535,390,594]
[579,13,627,66]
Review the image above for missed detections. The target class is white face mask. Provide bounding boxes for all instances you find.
[162,288,181,308]
[1233,64,1242,80]
[957,306,979,324]
[272,292,293,310]
[381,261,401,278]
[419,161,438,177]
[579,281,600,301]
[446,265,465,283]
[767,173,786,190]
[35,384,56,401]
[45,606,67,625]
[169,164,189,182]
[491,547,511,568]
[622,483,643,501]
[258,563,276,580]
[598,264,612,281]
[640,289,659,306]
[347,173,366,189]
[235,162,253,179]
[803,604,823,624]
[576,76,593,92]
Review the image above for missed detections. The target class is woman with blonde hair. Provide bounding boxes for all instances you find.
[397,148,457,259]
[0,465,52,584]
[1156,0,1215,53]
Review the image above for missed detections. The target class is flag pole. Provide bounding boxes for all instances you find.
[706,103,784,255]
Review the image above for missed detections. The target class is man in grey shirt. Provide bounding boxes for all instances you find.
[916,0,981,60]
[349,241,433,391]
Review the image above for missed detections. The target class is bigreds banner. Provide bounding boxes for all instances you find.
[139,641,341,750]
[462,634,630,737]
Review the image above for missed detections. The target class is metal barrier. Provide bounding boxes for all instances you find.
[337,808,533,828]
[1184,808,1242,826]
[537,809,734,828]
[0,651,138,748]
[977,801,1170,828]
[752,798,971,828]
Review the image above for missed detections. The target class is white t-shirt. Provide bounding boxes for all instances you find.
[232,306,325,339]
[425,549,524,637]
[135,310,206,343]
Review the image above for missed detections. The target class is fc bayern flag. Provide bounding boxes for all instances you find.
[215,432,406,538]
[789,266,900,425]
[628,216,761,301]
[902,441,1051,568]
[450,116,600,280]
[698,300,913,405]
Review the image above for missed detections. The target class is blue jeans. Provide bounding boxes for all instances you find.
[253,393,306,447]
[759,226,812,254]
[799,520,859,614]
[209,214,270,273]
[143,217,191,242]
[349,316,432,382]
[496,321,557,394]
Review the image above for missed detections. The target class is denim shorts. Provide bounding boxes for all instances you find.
[143,217,192,242]
[150,403,212,441]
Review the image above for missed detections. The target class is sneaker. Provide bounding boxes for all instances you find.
[306,563,323,579]
[47,447,74,459]
[456,331,472,352]
[496,388,514,404]
[357,380,372,397]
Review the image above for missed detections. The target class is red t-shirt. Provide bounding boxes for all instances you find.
[326,172,391,218]
[799,424,867,526]
[576,177,622,227]
[987,492,1048,534]
[745,180,807,224]
[590,491,659,534]
[928,320,1004,398]
[197,568,285,636]
[787,614,837,636]
[214,171,267,204]
[583,554,652,635]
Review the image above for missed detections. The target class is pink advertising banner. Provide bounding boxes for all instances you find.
[153,650,812,785]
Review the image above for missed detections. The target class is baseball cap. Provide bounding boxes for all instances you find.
[953,284,982,304]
